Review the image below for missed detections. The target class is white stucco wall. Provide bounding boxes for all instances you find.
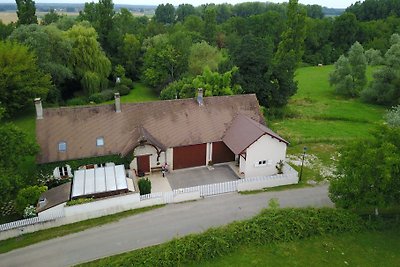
[129,144,166,172]
[244,134,287,178]
[165,148,173,170]
[239,155,246,174]
[38,203,65,219]
[206,142,212,164]
[64,193,141,219]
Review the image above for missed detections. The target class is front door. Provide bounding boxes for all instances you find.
[137,155,150,174]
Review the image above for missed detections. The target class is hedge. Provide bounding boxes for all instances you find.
[81,208,367,267]
[37,154,133,181]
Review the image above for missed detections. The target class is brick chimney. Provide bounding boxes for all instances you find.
[197,88,204,106]
[114,92,121,113]
[34,98,43,119]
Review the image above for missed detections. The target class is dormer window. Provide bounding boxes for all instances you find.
[96,137,104,147]
[58,141,67,152]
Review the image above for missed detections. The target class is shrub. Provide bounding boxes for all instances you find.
[88,89,115,104]
[114,84,130,96]
[37,154,133,183]
[88,208,365,266]
[15,185,47,215]
[138,178,151,195]
[66,198,94,206]
[23,205,37,218]
[120,77,134,89]
[66,97,87,106]
[385,105,400,127]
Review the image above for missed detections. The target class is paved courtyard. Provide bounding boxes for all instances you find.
[166,164,239,190]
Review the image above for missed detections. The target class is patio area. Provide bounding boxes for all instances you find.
[166,164,240,190]
[131,163,243,192]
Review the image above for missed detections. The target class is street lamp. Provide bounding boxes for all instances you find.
[299,146,307,182]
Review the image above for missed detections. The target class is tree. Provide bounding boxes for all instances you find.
[330,12,359,57]
[230,34,273,106]
[78,0,115,54]
[66,24,111,96]
[365,48,383,65]
[118,33,141,79]
[329,125,400,215]
[305,4,323,19]
[0,20,15,40]
[41,9,61,25]
[15,185,47,214]
[267,0,306,108]
[16,0,38,25]
[0,41,52,116]
[141,32,191,90]
[176,4,196,22]
[160,66,239,99]
[188,41,224,76]
[0,110,39,203]
[361,34,400,106]
[154,3,175,24]
[330,42,367,97]
[9,24,73,101]
[203,6,217,44]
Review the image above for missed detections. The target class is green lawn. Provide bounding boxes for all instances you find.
[270,65,384,144]
[270,65,385,183]
[105,82,158,104]
[191,228,400,267]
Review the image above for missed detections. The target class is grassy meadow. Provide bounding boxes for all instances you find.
[271,65,385,183]
[271,65,384,144]
[190,227,400,267]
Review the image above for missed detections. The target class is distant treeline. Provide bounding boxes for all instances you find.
[0,3,157,13]
[0,3,345,16]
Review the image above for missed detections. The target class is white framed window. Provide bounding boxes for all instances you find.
[96,137,104,147]
[58,141,67,152]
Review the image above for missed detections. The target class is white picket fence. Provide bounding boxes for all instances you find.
[0,164,298,233]
[0,210,64,232]
[139,163,298,204]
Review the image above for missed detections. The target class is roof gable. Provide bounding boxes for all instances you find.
[222,114,288,155]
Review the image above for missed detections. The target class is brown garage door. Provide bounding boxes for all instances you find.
[173,143,206,170]
[212,141,235,164]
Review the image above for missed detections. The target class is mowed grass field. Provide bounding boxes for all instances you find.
[189,227,400,267]
[270,65,385,182]
[0,12,17,24]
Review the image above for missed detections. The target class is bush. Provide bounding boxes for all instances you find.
[120,77,134,89]
[88,208,366,266]
[15,185,47,215]
[66,198,94,206]
[66,97,87,106]
[88,89,115,104]
[37,154,133,183]
[23,205,37,218]
[138,178,151,195]
[114,84,130,96]
[385,105,400,127]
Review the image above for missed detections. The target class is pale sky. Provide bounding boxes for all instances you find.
[0,0,360,9]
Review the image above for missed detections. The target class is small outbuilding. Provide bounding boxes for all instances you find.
[223,115,289,178]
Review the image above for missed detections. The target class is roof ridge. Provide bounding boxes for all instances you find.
[42,94,258,112]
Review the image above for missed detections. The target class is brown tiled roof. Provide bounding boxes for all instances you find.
[37,182,71,213]
[36,94,264,163]
[222,114,289,155]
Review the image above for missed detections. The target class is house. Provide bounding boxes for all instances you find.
[35,90,288,179]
